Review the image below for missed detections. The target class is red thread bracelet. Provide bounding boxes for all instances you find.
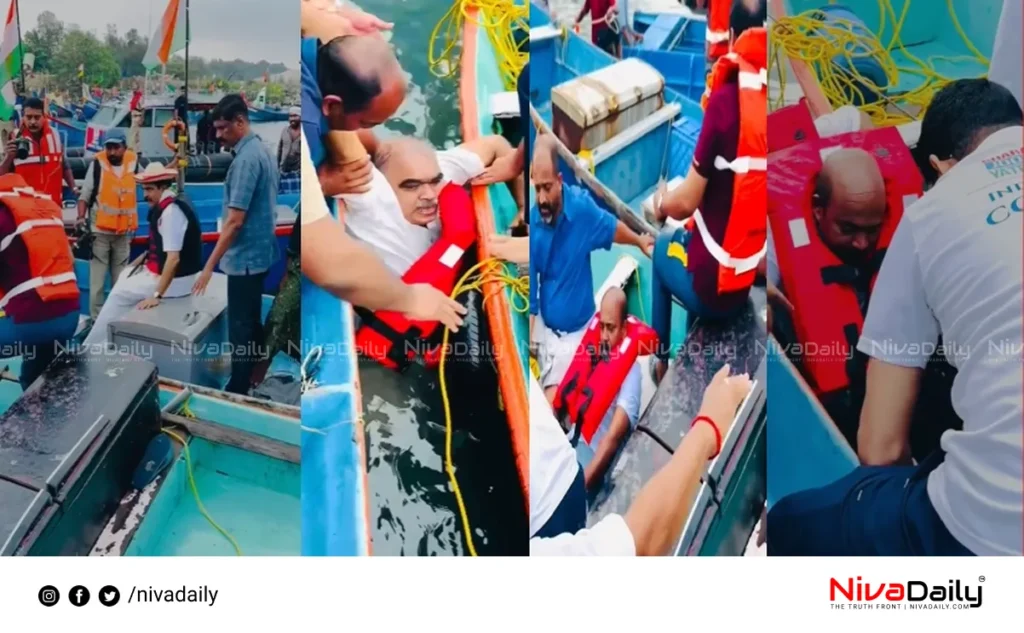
[691,415,722,459]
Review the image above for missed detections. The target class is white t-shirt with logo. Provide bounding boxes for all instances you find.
[339,147,485,276]
[858,126,1024,556]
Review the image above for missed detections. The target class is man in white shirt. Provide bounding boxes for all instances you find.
[338,134,516,276]
[570,287,643,491]
[768,79,1023,556]
[83,163,200,346]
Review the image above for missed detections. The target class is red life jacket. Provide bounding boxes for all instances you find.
[355,183,477,370]
[12,119,65,208]
[706,0,731,62]
[768,127,923,396]
[553,313,658,446]
[0,174,80,322]
[767,99,820,154]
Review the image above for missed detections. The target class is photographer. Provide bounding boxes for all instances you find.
[0,97,77,207]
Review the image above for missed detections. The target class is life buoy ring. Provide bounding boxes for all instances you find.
[162,119,187,151]
[354,183,478,370]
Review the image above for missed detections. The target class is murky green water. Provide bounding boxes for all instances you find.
[352,0,526,556]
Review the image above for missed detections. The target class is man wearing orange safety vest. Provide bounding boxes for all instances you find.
[650,0,766,385]
[0,173,81,389]
[0,97,78,208]
[76,130,140,319]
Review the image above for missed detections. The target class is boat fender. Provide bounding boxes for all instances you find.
[131,433,175,490]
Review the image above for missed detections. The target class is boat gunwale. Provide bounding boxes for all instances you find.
[458,8,531,501]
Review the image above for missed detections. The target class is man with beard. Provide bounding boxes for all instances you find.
[76,130,140,319]
[82,163,200,347]
[530,135,654,404]
[278,107,302,174]
[1,97,77,207]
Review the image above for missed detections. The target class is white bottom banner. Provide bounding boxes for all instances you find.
[0,556,1020,630]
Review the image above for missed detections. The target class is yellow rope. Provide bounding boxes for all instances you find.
[439,256,527,556]
[428,0,529,90]
[161,427,244,556]
[770,0,989,125]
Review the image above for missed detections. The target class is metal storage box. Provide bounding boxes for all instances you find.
[0,352,160,555]
[108,273,230,389]
[551,58,666,153]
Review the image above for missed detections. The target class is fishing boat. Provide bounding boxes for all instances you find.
[300,4,531,556]
[529,1,767,555]
[1,271,301,556]
[766,0,1003,513]
[248,87,291,122]
[623,7,708,102]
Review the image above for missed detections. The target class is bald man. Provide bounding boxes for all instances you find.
[530,135,654,402]
[571,287,644,492]
[338,135,516,276]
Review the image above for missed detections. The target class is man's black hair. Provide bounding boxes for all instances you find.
[23,97,44,111]
[731,0,767,38]
[211,94,249,123]
[916,78,1022,184]
[317,36,383,114]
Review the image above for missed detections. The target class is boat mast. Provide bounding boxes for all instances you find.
[13,0,25,94]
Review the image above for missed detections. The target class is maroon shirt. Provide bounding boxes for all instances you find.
[689,81,749,314]
[0,207,79,323]
[588,0,614,42]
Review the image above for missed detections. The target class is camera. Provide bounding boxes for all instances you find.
[14,137,30,160]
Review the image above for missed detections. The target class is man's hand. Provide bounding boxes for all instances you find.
[136,297,161,310]
[4,139,16,157]
[639,233,655,257]
[488,234,529,265]
[319,156,372,196]
[765,282,793,333]
[697,364,753,451]
[192,268,214,296]
[653,181,668,224]
[400,283,467,332]
[470,155,519,186]
[302,0,393,40]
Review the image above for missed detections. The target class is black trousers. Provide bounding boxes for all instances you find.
[226,271,268,394]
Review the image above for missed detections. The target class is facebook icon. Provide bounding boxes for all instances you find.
[69,585,90,607]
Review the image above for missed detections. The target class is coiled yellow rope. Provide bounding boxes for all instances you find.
[439,256,527,556]
[769,0,989,125]
[429,0,529,90]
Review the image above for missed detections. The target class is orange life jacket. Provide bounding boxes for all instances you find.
[0,174,80,322]
[554,312,658,446]
[768,127,923,396]
[12,119,65,208]
[355,183,478,370]
[767,98,820,154]
[93,149,139,233]
[706,0,731,62]
[693,27,767,295]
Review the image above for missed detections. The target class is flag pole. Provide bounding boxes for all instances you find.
[13,0,25,94]
[177,0,190,191]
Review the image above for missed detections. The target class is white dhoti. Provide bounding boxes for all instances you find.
[82,266,195,346]
[534,314,588,391]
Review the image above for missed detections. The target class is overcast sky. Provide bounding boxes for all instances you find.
[22,0,297,66]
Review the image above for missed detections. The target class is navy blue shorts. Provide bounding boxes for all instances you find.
[534,465,587,539]
[767,452,974,556]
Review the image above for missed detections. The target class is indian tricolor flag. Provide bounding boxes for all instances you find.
[0,0,23,122]
[142,0,189,71]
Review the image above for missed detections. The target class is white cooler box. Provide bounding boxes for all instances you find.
[552,58,666,153]
[108,273,231,389]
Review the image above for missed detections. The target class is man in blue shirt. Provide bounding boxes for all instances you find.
[572,287,643,492]
[193,94,280,394]
[529,135,654,402]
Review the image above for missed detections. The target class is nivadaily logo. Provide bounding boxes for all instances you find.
[829,576,984,610]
